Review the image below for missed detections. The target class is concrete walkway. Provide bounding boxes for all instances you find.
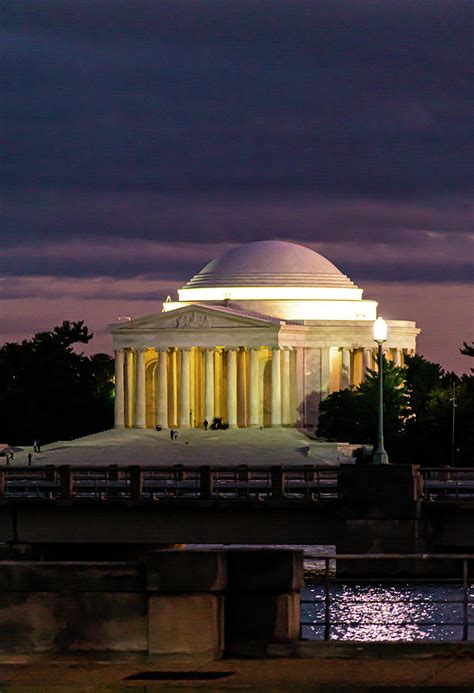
[8,428,359,467]
[0,645,473,690]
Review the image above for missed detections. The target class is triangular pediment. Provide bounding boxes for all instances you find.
[109,304,279,332]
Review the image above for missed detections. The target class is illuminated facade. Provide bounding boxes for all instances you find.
[109,240,419,429]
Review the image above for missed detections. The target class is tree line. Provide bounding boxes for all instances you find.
[1,320,472,466]
[0,321,114,445]
[317,343,474,466]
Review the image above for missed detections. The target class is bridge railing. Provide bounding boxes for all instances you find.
[301,553,473,642]
[0,464,339,502]
[421,468,474,501]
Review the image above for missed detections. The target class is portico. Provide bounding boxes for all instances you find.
[109,241,419,429]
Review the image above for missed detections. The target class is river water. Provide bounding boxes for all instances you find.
[192,544,473,642]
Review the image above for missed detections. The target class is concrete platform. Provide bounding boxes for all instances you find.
[9,428,359,467]
[0,644,474,690]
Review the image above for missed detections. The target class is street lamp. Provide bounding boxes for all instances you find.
[373,317,389,465]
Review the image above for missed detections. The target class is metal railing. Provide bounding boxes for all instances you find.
[421,468,474,500]
[301,554,473,642]
[1,464,473,503]
[0,465,339,502]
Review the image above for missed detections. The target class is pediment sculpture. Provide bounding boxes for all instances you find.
[175,312,213,328]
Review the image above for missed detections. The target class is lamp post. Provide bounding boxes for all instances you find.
[373,316,389,465]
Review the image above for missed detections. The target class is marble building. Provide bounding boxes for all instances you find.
[109,240,419,429]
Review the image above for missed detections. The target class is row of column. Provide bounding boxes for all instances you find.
[115,345,412,429]
[340,346,407,389]
[114,346,293,430]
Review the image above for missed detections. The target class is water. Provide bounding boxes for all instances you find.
[191,543,473,642]
[301,581,473,642]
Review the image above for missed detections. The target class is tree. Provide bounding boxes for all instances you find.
[456,342,474,464]
[317,346,474,466]
[0,321,114,445]
[317,357,408,460]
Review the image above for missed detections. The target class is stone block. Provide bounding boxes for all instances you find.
[0,592,147,652]
[338,464,422,517]
[145,550,227,592]
[0,561,143,592]
[226,592,300,653]
[227,549,304,591]
[148,593,224,657]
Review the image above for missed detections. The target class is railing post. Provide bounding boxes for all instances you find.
[237,464,249,497]
[108,464,120,498]
[129,465,143,501]
[463,559,469,641]
[59,465,73,499]
[303,465,314,501]
[271,466,284,499]
[0,469,4,498]
[324,557,331,641]
[200,466,213,500]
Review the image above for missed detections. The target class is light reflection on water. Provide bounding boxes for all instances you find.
[301,582,474,642]
[189,544,472,642]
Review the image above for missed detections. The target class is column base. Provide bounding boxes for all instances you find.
[248,424,260,428]
[114,424,125,429]
[271,422,282,428]
[134,424,146,430]
[156,424,169,430]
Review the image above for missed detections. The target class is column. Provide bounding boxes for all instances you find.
[114,349,125,427]
[179,348,191,428]
[271,348,282,426]
[341,347,351,389]
[363,348,372,381]
[135,348,147,429]
[321,347,331,399]
[394,348,402,367]
[204,349,215,424]
[125,349,134,426]
[294,347,304,427]
[282,347,292,425]
[226,348,238,428]
[248,348,259,427]
[157,348,168,429]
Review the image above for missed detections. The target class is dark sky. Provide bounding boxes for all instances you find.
[2,1,473,371]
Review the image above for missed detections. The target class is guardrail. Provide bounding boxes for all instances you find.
[301,553,473,642]
[1,465,473,503]
[421,468,474,500]
[0,465,339,501]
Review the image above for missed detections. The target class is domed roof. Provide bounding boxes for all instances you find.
[183,240,356,289]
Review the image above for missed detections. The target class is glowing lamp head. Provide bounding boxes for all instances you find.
[373,316,388,343]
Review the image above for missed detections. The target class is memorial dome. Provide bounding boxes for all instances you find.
[182,240,356,289]
[170,239,376,321]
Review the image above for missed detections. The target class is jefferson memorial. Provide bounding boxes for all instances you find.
[110,241,419,430]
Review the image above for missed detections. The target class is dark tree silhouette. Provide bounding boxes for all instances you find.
[317,347,474,466]
[317,357,408,459]
[0,321,114,445]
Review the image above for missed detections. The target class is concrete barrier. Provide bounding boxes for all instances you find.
[0,549,304,659]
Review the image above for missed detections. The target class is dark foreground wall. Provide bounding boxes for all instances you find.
[0,550,303,658]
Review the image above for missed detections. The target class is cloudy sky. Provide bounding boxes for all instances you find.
[2,1,473,372]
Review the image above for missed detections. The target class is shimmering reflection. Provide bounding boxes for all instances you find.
[301,582,473,641]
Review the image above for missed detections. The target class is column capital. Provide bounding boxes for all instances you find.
[157,346,169,353]
[226,346,240,352]
[115,347,125,354]
[136,347,148,354]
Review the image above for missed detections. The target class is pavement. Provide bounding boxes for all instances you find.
[0,644,474,690]
[6,428,359,468]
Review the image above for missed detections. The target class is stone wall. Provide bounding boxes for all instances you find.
[0,549,303,658]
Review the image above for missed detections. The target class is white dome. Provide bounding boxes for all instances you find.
[183,240,356,289]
